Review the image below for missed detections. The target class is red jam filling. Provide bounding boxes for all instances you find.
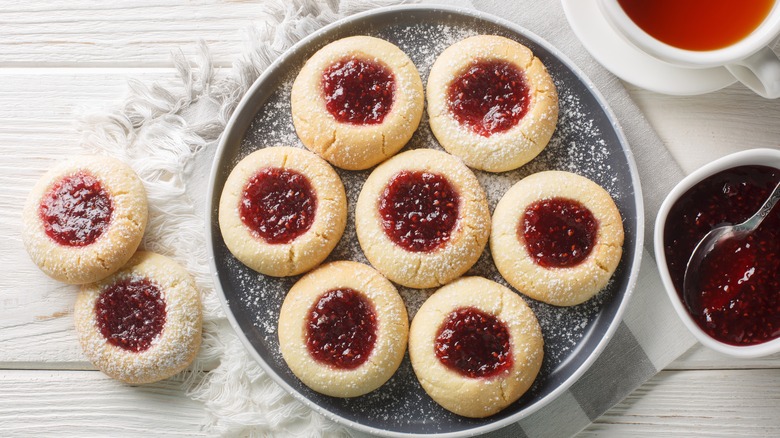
[39,171,113,247]
[306,288,377,370]
[521,197,599,269]
[448,59,531,137]
[95,277,166,353]
[435,307,513,379]
[378,170,460,253]
[664,165,780,346]
[239,167,316,245]
[322,57,395,125]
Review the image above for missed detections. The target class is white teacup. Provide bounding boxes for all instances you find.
[598,0,780,98]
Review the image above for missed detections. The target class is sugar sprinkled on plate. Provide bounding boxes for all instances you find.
[213,12,636,433]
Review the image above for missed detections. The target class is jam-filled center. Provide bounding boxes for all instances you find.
[322,57,395,125]
[435,307,513,379]
[306,288,377,370]
[664,165,780,346]
[39,171,113,247]
[95,277,167,353]
[378,170,460,253]
[239,167,316,245]
[448,59,531,137]
[521,197,599,269]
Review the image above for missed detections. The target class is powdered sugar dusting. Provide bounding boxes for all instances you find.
[22,155,148,285]
[74,252,201,385]
[213,14,638,433]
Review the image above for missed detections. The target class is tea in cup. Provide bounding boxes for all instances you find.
[598,0,780,98]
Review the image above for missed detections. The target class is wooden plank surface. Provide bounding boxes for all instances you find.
[0,71,180,365]
[582,369,780,437]
[0,368,777,437]
[2,70,778,369]
[1,0,779,435]
[0,370,207,437]
[0,0,262,67]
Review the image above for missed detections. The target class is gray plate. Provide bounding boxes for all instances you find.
[206,5,644,437]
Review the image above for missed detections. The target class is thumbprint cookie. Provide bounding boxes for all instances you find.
[409,276,544,418]
[355,149,490,289]
[22,155,148,284]
[218,146,347,277]
[491,171,624,306]
[291,35,424,170]
[427,35,558,172]
[278,261,409,398]
[74,251,202,384]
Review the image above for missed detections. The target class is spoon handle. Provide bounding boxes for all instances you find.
[735,181,780,233]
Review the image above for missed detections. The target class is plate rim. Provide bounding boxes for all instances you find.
[205,4,646,437]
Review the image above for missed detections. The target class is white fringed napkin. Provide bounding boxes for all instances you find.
[77,0,697,436]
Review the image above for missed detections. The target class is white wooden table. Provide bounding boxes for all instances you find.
[1,2,779,436]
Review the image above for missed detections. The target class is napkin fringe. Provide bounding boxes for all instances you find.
[77,0,414,436]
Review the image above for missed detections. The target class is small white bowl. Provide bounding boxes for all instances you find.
[654,148,780,358]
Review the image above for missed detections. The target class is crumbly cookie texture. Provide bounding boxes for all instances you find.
[355,149,491,289]
[491,171,624,306]
[291,35,424,170]
[21,155,148,284]
[408,276,544,418]
[218,146,347,277]
[278,261,409,398]
[427,35,558,172]
[74,251,202,384]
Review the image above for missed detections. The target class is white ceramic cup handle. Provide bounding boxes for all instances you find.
[726,47,780,99]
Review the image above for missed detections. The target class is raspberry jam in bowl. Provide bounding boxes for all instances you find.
[654,148,780,358]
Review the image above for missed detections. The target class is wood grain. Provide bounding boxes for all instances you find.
[1,1,779,435]
[581,369,780,437]
[0,370,206,437]
[2,71,778,369]
[0,0,261,67]
[0,369,776,437]
[0,71,182,365]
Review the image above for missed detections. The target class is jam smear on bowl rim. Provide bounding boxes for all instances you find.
[434,306,513,379]
[95,277,167,353]
[664,164,780,346]
[521,197,599,269]
[322,57,396,125]
[39,171,113,247]
[306,288,378,370]
[448,59,531,137]
[378,170,460,253]
[240,167,317,245]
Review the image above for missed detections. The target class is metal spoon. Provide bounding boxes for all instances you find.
[682,180,780,314]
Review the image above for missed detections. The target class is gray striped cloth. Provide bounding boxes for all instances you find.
[459,0,699,436]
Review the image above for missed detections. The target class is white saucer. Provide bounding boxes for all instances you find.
[561,0,736,95]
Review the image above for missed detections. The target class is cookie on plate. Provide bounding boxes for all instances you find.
[74,251,202,384]
[355,149,490,289]
[278,261,409,397]
[408,276,544,418]
[22,155,148,284]
[218,146,347,277]
[427,35,558,172]
[291,35,424,170]
[491,171,624,306]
